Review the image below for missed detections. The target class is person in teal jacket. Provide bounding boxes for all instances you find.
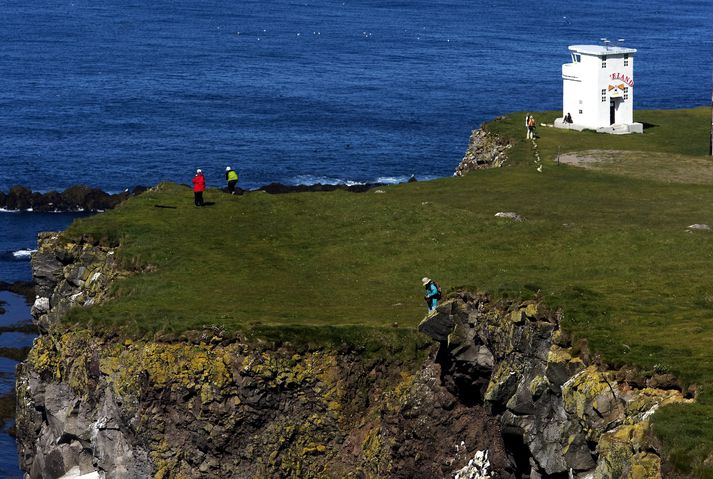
[422,277,440,312]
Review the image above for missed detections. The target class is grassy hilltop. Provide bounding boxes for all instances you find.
[63,106,713,476]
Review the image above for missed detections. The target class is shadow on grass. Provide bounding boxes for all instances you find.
[642,122,658,130]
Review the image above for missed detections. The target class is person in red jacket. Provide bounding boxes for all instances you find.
[192,169,206,206]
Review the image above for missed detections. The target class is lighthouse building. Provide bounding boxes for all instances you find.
[554,44,643,134]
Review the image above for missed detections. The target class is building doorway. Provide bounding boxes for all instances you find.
[609,99,616,125]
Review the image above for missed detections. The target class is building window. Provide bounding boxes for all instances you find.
[624,54,629,67]
[624,87,629,100]
[601,89,607,102]
[602,55,607,68]
[579,109,583,114]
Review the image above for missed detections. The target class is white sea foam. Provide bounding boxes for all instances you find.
[288,175,366,186]
[12,248,37,259]
[374,175,411,184]
[375,174,439,184]
[287,174,438,186]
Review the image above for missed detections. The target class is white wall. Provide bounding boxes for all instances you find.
[561,46,636,129]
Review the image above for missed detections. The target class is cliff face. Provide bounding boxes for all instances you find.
[16,234,691,478]
[420,294,691,478]
[17,234,508,479]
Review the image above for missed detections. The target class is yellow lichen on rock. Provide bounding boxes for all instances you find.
[562,366,616,421]
[595,422,661,479]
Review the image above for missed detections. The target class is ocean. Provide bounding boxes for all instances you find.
[1,0,712,474]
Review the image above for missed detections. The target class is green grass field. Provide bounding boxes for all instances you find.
[63,106,713,476]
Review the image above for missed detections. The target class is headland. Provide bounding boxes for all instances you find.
[13,106,713,478]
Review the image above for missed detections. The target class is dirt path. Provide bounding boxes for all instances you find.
[558,149,713,184]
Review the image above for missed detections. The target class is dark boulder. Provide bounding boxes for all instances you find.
[32,191,65,212]
[62,185,117,211]
[6,185,33,210]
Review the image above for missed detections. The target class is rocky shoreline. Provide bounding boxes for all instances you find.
[0,185,147,213]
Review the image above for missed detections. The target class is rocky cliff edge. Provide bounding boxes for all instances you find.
[15,233,693,478]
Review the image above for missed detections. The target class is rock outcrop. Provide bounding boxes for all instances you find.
[0,185,147,212]
[454,127,511,176]
[420,293,692,478]
[30,233,123,333]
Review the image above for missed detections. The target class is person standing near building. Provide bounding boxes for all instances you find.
[422,277,441,312]
[225,166,239,195]
[192,169,205,206]
[527,114,536,139]
[525,113,531,139]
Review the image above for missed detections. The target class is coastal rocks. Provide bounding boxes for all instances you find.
[15,367,152,479]
[454,128,511,176]
[418,295,692,478]
[0,185,146,212]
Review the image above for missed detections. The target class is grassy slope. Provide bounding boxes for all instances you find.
[65,106,713,475]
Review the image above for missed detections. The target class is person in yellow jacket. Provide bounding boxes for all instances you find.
[225,166,239,194]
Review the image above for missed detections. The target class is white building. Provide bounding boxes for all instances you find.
[554,44,643,134]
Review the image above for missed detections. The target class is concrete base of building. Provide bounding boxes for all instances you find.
[554,118,644,135]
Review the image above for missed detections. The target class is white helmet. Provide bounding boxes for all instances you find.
[226,166,231,171]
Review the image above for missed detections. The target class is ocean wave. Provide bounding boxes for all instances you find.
[12,249,36,259]
[0,249,36,261]
[374,175,412,184]
[0,207,86,214]
[285,174,439,187]
[374,174,441,184]
[286,175,367,187]
[0,207,34,213]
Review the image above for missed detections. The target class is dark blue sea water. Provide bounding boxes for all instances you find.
[0,212,81,477]
[0,0,711,193]
[1,0,712,474]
